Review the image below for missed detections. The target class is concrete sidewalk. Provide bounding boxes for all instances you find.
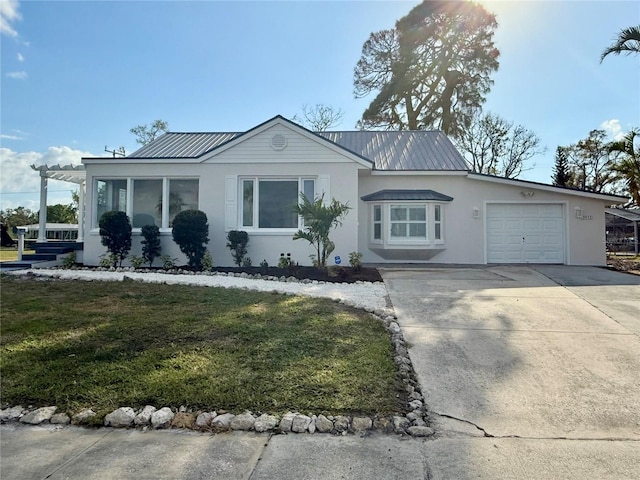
[3,423,638,480]
[0,424,428,480]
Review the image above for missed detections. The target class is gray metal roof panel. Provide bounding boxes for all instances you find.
[319,131,468,171]
[361,189,454,202]
[127,129,468,172]
[128,132,240,158]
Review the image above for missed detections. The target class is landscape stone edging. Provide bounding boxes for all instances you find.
[2,271,432,437]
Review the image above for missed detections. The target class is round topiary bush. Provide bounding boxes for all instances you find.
[98,211,132,267]
[171,209,209,269]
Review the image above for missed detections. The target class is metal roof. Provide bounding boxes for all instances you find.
[127,130,468,172]
[129,132,239,159]
[606,208,640,222]
[320,131,467,171]
[361,189,454,202]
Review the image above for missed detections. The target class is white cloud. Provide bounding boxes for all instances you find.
[0,146,95,210]
[0,0,21,37]
[17,52,24,62]
[6,71,27,80]
[600,119,625,141]
[0,134,23,140]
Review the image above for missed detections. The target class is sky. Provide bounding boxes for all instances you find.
[1,0,639,211]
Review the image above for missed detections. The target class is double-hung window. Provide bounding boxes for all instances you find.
[241,177,315,230]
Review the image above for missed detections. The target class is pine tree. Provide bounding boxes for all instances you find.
[552,146,572,187]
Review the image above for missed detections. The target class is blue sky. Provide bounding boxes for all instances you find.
[1,0,639,211]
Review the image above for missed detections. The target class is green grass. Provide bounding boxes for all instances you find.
[0,247,35,262]
[0,276,402,419]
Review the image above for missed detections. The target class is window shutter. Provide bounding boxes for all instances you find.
[225,176,237,231]
[317,175,330,205]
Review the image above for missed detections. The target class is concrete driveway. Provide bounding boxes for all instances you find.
[381,265,640,478]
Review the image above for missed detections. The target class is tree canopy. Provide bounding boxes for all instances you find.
[0,207,38,230]
[130,120,169,146]
[353,0,499,137]
[601,25,640,62]
[555,130,623,195]
[608,129,640,206]
[551,147,573,188]
[293,104,344,131]
[455,111,543,178]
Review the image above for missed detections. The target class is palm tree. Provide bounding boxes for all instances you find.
[293,194,350,268]
[601,25,640,62]
[609,129,640,206]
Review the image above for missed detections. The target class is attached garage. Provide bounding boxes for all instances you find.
[486,203,565,264]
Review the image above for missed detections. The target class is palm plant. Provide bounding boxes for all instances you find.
[609,129,640,206]
[293,194,350,268]
[601,25,640,62]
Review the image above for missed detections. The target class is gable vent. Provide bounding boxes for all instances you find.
[271,134,287,151]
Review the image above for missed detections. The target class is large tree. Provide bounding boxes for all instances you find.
[353,0,499,137]
[293,104,344,131]
[561,130,617,193]
[551,146,573,187]
[601,25,640,62]
[130,119,169,146]
[608,129,640,206]
[455,112,543,178]
[46,204,77,224]
[0,207,38,230]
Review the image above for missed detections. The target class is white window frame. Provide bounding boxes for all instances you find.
[371,204,383,244]
[368,202,446,247]
[92,177,199,231]
[389,204,428,244]
[239,176,316,232]
[434,204,444,244]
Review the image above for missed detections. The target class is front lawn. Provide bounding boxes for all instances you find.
[0,247,35,262]
[0,276,402,420]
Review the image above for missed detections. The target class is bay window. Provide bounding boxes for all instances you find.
[369,203,445,245]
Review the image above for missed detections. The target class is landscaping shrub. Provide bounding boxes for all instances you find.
[171,210,209,269]
[202,250,213,271]
[61,251,76,269]
[349,251,363,273]
[226,230,249,266]
[99,211,132,267]
[293,194,350,268]
[129,255,145,269]
[141,224,161,267]
[160,255,177,270]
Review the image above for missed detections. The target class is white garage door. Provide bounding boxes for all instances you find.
[487,204,565,264]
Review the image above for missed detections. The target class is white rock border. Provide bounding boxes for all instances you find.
[1,268,432,437]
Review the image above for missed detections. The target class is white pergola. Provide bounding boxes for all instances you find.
[31,164,86,243]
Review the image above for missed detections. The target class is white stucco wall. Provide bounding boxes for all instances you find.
[82,124,363,267]
[358,173,614,266]
[82,121,619,268]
